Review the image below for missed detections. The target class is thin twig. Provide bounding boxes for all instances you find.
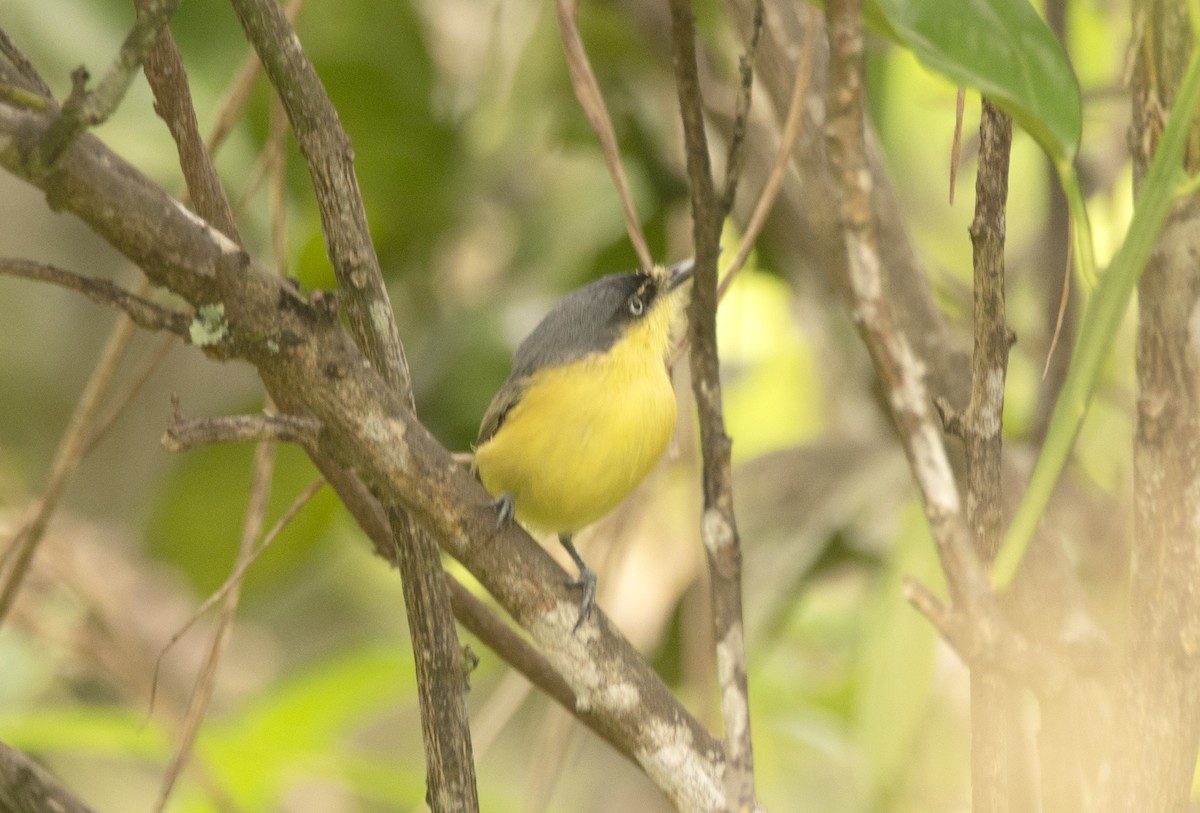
[0,259,189,335]
[162,404,321,452]
[0,27,54,98]
[35,0,182,170]
[719,0,764,217]
[717,6,816,300]
[146,478,325,721]
[554,0,653,271]
[667,0,758,809]
[949,87,965,205]
[1044,236,1073,380]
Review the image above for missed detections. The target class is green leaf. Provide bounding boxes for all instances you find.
[869,0,1081,162]
[0,706,168,758]
[201,645,418,809]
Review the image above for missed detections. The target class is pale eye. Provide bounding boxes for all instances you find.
[629,296,645,316]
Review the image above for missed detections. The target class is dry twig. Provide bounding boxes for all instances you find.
[554,0,653,270]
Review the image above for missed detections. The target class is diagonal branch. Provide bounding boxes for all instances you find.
[0,55,729,811]
[35,0,182,170]
[0,258,189,335]
[139,0,240,242]
[226,0,408,392]
[555,0,654,271]
[224,3,477,807]
[823,0,989,612]
[0,741,97,813]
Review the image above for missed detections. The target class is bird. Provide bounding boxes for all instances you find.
[473,258,694,630]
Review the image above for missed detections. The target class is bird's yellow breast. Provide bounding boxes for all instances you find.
[474,310,678,534]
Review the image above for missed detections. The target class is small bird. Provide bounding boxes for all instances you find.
[474,258,694,629]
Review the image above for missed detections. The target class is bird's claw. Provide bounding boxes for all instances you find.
[567,565,597,632]
[492,492,515,531]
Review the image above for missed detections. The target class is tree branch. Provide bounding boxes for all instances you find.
[221,4,477,806]
[719,0,970,410]
[35,0,182,170]
[0,42,729,812]
[226,0,408,392]
[667,1,759,810]
[138,0,241,242]
[1121,3,1200,805]
[0,258,189,335]
[957,98,1033,813]
[0,741,97,813]
[162,402,321,452]
[823,0,989,611]
[718,0,763,217]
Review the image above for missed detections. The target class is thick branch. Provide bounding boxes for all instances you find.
[1122,2,1200,806]
[0,57,728,812]
[0,741,97,813]
[222,4,476,806]
[226,0,408,392]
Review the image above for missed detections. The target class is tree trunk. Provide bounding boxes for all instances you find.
[1123,0,1200,807]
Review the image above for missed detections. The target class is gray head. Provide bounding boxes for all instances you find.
[508,258,694,380]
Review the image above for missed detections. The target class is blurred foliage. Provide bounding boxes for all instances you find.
[0,0,1140,810]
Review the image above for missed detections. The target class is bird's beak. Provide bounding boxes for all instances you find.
[665,257,696,291]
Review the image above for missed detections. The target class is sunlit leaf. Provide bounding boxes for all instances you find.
[869,0,1081,162]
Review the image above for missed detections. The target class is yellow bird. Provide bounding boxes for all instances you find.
[474,258,694,628]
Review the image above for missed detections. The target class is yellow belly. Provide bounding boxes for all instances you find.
[475,343,677,534]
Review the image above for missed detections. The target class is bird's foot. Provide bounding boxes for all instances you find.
[566,564,597,632]
[491,492,515,531]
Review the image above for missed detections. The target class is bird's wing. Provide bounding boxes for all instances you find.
[475,375,527,449]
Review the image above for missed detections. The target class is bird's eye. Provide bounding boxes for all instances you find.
[629,296,645,316]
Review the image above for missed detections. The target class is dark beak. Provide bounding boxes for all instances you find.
[665,257,696,290]
[665,247,723,290]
